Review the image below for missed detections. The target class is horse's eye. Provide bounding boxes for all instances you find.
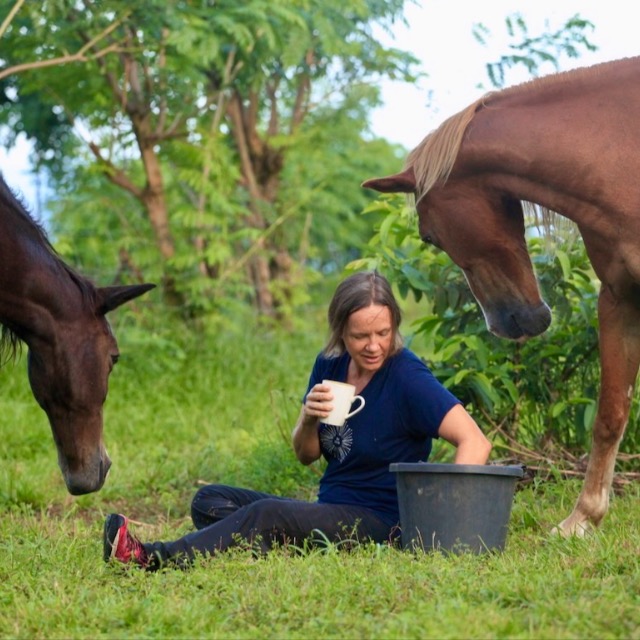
[422,234,433,245]
[111,354,120,366]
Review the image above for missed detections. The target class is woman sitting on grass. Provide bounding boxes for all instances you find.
[104,271,491,570]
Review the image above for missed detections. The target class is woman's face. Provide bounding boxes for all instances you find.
[343,304,394,375]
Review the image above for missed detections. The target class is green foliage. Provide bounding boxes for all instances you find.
[473,12,597,88]
[351,195,639,459]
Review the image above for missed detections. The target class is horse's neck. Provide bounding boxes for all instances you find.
[462,87,640,230]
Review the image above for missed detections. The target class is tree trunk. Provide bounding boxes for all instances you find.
[225,93,294,319]
[248,252,275,316]
[132,112,183,306]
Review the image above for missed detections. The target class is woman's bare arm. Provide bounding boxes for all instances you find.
[437,404,492,464]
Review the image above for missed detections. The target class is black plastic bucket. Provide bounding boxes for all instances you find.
[389,463,524,554]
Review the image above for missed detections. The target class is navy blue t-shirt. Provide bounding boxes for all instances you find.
[304,348,461,526]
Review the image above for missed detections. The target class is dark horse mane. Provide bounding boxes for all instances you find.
[0,176,98,364]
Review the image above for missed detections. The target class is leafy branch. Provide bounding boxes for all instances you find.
[0,1,130,81]
[473,13,597,88]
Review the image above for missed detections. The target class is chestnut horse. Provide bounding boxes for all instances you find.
[0,174,154,495]
[364,56,640,536]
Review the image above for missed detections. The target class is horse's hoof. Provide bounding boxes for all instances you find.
[551,517,592,538]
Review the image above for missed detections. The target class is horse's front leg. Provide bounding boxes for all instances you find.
[554,288,640,536]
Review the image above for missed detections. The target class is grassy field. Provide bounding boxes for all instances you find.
[0,310,638,639]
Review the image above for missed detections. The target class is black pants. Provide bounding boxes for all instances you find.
[144,484,396,568]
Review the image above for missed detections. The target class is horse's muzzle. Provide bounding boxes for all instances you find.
[487,301,552,340]
[63,452,112,495]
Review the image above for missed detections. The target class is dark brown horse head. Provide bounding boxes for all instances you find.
[362,167,551,341]
[25,283,155,495]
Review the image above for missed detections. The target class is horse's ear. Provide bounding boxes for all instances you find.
[361,167,416,194]
[96,283,156,315]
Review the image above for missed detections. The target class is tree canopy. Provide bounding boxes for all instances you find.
[0,0,417,317]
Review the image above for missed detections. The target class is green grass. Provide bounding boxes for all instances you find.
[0,313,638,639]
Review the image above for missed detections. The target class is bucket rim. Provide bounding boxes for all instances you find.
[389,462,524,477]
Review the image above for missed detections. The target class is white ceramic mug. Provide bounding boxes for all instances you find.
[322,379,366,427]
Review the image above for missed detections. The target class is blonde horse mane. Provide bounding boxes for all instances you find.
[406,97,486,202]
